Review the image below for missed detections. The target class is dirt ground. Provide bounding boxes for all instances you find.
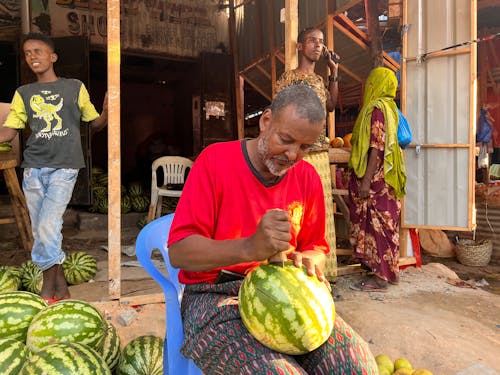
[1,205,500,374]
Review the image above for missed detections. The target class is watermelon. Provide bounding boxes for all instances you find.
[0,267,20,292]
[62,252,98,285]
[117,335,163,375]
[19,342,111,375]
[131,195,150,213]
[92,186,108,199]
[0,291,47,342]
[100,321,121,372]
[20,261,43,294]
[96,196,108,214]
[0,337,30,374]
[121,194,132,214]
[128,181,144,197]
[26,300,106,352]
[238,262,335,355]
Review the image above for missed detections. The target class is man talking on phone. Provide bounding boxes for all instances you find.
[275,27,340,275]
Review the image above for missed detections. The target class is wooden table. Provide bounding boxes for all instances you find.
[0,156,33,252]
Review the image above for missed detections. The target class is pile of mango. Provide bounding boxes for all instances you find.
[376,354,433,375]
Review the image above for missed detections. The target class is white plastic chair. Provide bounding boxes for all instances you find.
[147,156,193,222]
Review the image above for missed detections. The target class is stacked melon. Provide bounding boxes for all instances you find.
[0,287,165,374]
[239,262,335,355]
[0,262,42,294]
[89,167,150,215]
[62,251,98,285]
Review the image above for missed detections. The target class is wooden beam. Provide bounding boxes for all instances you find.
[107,0,121,300]
[327,14,335,140]
[364,0,383,67]
[119,293,165,306]
[334,0,363,15]
[242,75,272,101]
[255,0,263,57]
[267,0,277,97]
[284,0,298,70]
[276,51,285,64]
[229,0,245,140]
[241,52,271,73]
[256,63,271,80]
[339,63,364,82]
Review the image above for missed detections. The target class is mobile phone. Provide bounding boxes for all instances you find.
[214,269,245,284]
[323,49,340,64]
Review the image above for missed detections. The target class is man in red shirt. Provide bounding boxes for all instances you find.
[168,84,377,374]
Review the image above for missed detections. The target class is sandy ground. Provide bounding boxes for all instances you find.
[1,205,500,374]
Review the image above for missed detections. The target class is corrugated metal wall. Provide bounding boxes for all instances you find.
[476,204,500,265]
[403,0,474,228]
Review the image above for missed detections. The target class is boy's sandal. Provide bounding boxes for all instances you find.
[349,279,388,292]
[42,297,59,305]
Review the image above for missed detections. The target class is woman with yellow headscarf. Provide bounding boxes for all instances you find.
[348,67,406,291]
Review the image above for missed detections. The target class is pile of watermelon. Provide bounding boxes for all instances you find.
[89,167,151,215]
[0,252,98,293]
[0,290,164,374]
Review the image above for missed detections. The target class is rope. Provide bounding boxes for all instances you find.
[418,32,500,63]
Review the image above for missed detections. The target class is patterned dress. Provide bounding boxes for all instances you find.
[348,109,401,283]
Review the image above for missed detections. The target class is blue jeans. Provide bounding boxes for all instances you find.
[22,168,79,271]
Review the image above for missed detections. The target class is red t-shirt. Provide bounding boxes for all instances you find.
[168,140,329,284]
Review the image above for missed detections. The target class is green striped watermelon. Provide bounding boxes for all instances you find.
[0,337,30,374]
[0,267,20,292]
[121,194,132,214]
[26,300,106,353]
[0,291,47,342]
[128,181,144,197]
[20,261,43,294]
[117,335,163,375]
[100,321,121,372]
[238,262,335,355]
[131,195,150,213]
[19,342,111,375]
[62,252,97,285]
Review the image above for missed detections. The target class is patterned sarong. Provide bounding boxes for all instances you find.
[180,280,377,374]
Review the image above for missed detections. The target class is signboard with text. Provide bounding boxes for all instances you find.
[30,0,229,58]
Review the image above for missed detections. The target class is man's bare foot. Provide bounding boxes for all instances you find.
[40,265,57,299]
[54,264,71,300]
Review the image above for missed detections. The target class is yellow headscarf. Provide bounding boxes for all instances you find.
[348,67,406,198]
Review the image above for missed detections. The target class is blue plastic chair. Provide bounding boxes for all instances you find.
[135,213,202,375]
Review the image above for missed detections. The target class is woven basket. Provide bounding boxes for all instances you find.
[456,239,492,267]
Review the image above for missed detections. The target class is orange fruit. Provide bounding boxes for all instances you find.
[343,133,353,148]
[330,137,344,148]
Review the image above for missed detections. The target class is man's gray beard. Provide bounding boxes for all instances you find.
[257,136,290,177]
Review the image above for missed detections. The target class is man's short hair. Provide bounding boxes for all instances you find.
[22,32,55,52]
[297,27,321,43]
[269,84,325,123]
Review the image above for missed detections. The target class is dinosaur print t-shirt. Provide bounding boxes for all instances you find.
[4,78,100,168]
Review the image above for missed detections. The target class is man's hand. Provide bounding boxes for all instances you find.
[288,250,331,291]
[248,208,291,261]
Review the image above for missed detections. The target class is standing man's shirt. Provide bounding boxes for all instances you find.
[4,78,99,169]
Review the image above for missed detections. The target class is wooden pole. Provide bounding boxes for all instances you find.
[107,0,121,300]
[326,12,335,140]
[285,0,298,70]
[267,0,277,97]
[229,0,244,139]
[364,0,383,67]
